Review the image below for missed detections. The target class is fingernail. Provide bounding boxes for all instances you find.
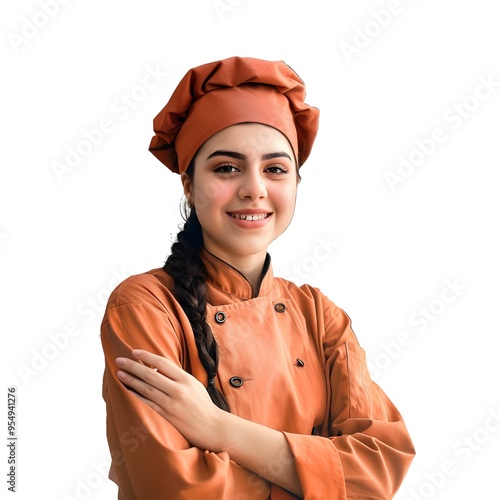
[116,357,126,366]
[117,370,127,379]
[132,349,142,357]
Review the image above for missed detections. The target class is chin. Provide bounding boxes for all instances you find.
[230,242,270,257]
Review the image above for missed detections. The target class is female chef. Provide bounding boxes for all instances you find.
[100,56,415,499]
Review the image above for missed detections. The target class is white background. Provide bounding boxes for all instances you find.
[2,0,499,499]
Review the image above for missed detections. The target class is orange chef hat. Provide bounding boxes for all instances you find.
[148,56,319,174]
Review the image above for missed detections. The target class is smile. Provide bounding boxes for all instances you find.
[228,213,271,221]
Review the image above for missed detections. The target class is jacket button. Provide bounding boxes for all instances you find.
[215,311,226,323]
[274,302,286,313]
[229,376,244,387]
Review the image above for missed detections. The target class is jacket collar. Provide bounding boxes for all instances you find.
[200,248,274,299]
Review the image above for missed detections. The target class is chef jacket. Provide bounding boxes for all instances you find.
[101,248,415,499]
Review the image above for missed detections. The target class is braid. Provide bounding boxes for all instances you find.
[164,209,231,412]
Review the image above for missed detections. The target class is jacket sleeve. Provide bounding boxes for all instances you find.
[100,277,270,500]
[281,301,415,499]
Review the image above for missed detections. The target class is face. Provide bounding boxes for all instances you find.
[182,123,298,265]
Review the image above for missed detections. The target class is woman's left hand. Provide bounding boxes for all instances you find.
[115,349,223,451]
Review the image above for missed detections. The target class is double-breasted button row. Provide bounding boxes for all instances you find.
[228,360,301,390]
[215,303,285,324]
[228,359,301,389]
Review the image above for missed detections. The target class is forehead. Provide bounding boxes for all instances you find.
[196,123,295,160]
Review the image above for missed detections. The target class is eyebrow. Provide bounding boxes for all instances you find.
[206,150,292,161]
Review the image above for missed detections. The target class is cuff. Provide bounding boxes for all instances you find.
[282,432,346,500]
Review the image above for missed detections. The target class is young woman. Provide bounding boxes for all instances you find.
[101,56,415,499]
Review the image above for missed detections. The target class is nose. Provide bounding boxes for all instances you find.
[238,169,267,200]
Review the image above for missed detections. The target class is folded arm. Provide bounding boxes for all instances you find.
[115,349,303,497]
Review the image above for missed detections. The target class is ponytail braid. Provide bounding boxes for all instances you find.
[164,209,231,412]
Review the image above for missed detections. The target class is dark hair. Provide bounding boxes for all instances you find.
[163,168,230,412]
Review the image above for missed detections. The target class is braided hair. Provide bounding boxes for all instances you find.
[164,169,230,412]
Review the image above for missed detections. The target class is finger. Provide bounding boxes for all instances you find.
[117,369,169,404]
[131,349,184,381]
[118,372,169,418]
[115,357,174,393]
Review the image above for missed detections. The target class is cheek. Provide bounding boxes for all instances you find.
[193,182,224,211]
[273,184,297,213]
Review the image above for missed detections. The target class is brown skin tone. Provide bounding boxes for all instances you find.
[182,123,298,288]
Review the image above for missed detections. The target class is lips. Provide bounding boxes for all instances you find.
[227,208,273,221]
[229,213,270,221]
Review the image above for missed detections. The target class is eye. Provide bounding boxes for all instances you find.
[213,163,240,174]
[265,164,289,175]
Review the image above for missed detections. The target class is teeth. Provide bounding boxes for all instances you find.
[230,213,269,221]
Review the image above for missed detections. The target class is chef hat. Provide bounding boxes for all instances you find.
[148,56,319,174]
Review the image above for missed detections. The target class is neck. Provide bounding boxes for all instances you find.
[233,257,266,289]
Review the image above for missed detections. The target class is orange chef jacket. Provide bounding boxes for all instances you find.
[101,248,415,499]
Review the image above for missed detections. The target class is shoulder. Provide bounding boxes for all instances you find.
[101,269,189,361]
[106,268,176,311]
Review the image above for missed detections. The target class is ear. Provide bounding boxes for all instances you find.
[181,172,193,204]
